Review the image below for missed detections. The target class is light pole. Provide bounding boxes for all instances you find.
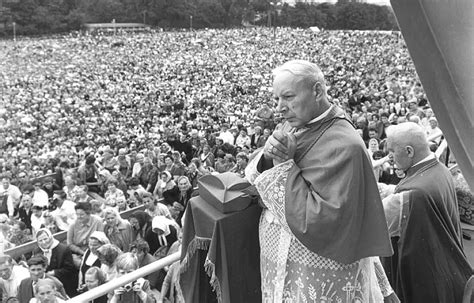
[12,22,16,41]
[190,15,193,31]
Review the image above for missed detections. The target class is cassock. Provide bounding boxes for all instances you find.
[246,106,393,303]
[383,157,473,303]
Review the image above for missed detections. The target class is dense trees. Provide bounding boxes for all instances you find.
[0,0,398,36]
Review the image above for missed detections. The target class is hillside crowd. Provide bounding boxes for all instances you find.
[0,27,465,302]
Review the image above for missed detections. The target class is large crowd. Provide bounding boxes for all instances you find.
[0,27,464,302]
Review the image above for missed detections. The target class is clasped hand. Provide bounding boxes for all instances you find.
[263,129,297,165]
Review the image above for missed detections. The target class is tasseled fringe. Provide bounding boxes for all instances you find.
[179,237,211,274]
[204,257,222,303]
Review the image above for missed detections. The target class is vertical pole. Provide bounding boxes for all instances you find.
[12,22,16,41]
[190,15,193,31]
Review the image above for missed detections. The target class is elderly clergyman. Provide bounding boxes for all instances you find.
[383,122,472,303]
[246,60,394,302]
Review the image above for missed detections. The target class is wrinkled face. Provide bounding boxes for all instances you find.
[0,263,13,280]
[29,264,46,282]
[36,284,56,303]
[85,273,99,289]
[386,137,412,171]
[37,232,53,250]
[273,72,319,128]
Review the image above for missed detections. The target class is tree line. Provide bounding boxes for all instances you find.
[0,0,398,36]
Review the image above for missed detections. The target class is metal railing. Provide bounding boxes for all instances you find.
[4,204,146,259]
[68,252,180,302]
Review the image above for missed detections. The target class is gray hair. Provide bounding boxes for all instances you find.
[273,60,326,90]
[386,122,429,152]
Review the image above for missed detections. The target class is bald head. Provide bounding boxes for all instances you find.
[386,122,431,171]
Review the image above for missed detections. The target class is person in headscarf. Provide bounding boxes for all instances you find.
[153,171,178,205]
[78,231,110,288]
[128,211,159,255]
[33,228,78,297]
[151,216,178,260]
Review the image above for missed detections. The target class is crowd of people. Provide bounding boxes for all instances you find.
[0,27,468,302]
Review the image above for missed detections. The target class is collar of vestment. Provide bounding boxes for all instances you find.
[395,157,439,192]
[406,154,437,178]
[283,105,351,163]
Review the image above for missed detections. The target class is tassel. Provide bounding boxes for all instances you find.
[204,258,222,303]
[179,237,211,274]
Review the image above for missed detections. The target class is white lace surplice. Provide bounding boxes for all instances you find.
[246,154,383,303]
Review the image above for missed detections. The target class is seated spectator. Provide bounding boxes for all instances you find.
[42,211,60,234]
[17,255,68,303]
[143,192,171,220]
[31,181,49,209]
[127,177,148,207]
[130,239,160,291]
[104,178,126,208]
[90,199,105,218]
[50,190,76,232]
[41,177,60,200]
[230,152,248,178]
[15,194,34,231]
[62,176,79,203]
[0,177,19,216]
[31,205,46,236]
[74,185,92,204]
[0,254,30,300]
[7,220,32,246]
[33,228,78,297]
[78,231,109,287]
[128,211,159,255]
[109,253,155,303]
[116,195,129,212]
[176,176,195,209]
[198,145,215,170]
[151,216,178,260]
[67,202,104,268]
[78,267,108,303]
[103,207,134,252]
[77,155,100,194]
[30,278,66,303]
[96,244,122,282]
[154,171,179,205]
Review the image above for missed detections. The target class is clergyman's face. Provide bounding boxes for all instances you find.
[386,137,412,171]
[273,72,319,128]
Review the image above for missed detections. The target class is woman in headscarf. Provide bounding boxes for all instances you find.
[367,138,380,159]
[127,211,160,255]
[103,208,134,252]
[151,216,178,260]
[33,228,78,297]
[153,171,179,205]
[78,231,110,288]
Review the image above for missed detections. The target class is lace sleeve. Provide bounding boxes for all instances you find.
[373,257,394,297]
[245,150,264,184]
